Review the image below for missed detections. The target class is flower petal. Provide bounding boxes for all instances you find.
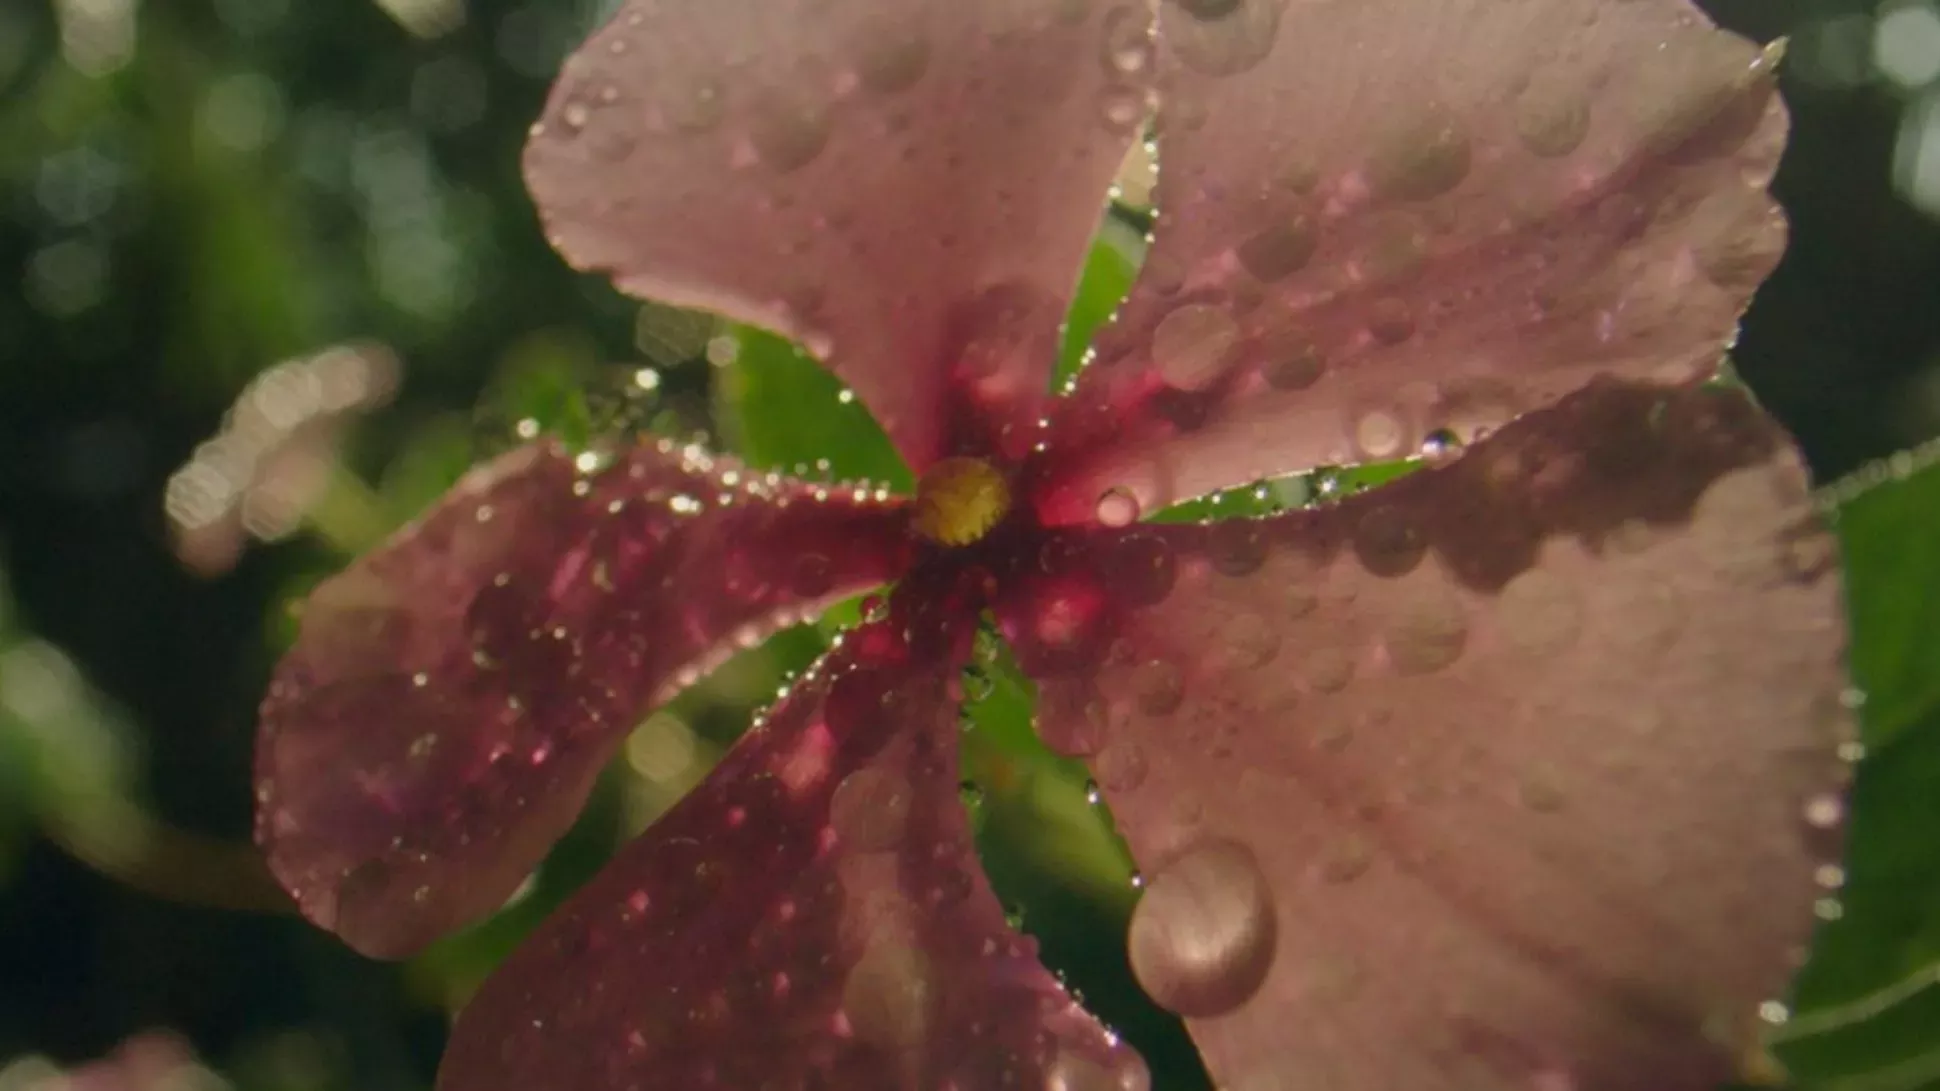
[1046,0,1786,515]
[1033,381,1851,1089]
[255,440,909,958]
[526,0,1151,469]
[437,620,1149,1091]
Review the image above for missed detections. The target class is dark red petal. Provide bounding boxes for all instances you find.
[525,0,1151,468]
[255,440,910,958]
[1033,381,1851,1089]
[1046,0,1787,514]
[437,620,1148,1091]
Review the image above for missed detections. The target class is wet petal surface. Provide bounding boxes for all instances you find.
[1049,0,1787,512]
[437,621,1148,1091]
[255,440,909,957]
[526,0,1151,469]
[1035,381,1851,1090]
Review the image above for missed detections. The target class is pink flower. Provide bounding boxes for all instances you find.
[254,1,1853,1088]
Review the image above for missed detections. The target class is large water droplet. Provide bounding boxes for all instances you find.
[842,938,932,1048]
[1367,108,1471,202]
[664,77,725,134]
[856,27,931,94]
[1259,330,1324,390]
[1236,212,1318,282]
[1096,740,1150,791]
[1384,591,1468,675]
[1045,1047,1152,1091]
[1167,0,1279,77]
[1352,505,1426,577]
[749,97,831,172]
[1126,838,1276,1017]
[829,766,911,852]
[1207,519,1268,576]
[1151,303,1240,390]
[1497,570,1582,656]
[1104,534,1178,607]
[1098,84,1149,136]
[1096,487,1141,528]
[1131,659,1184,715]
[1219,613,1281,669]
[1101,5,1154,77]
[1516,82,1591,158]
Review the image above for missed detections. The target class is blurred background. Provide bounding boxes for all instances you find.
[2,0,1939,1089]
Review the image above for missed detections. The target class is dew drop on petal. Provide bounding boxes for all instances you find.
[1151,303,1240,391]
[1131,659,1184,715]
[1104,534,1178,607]
[829,766,912,853]
[1207,520,1269,576]
[1497,570,1583,655]
[1101,5,1154,78]
[1367,107,1472,202]
[1235,212,1318,282]
[1352,505,1426,577]
[1098,84,1149,136]
[1384,591,1468,675]
[856,29,931,94]
[1516,82,1592,158]
[664,77,726,134]
[749,98,831,173]
[1259,331,1325,391]
[1126,838,1276,1017]
[1096,487,1141,528]
[1096,740,1150,791]
[842,938,932,1048]
[1045,1047,1152,1091]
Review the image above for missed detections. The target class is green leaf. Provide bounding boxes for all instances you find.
[713,327,911,490]
[1054,218,1144,389]
[1773,457,1940,1091]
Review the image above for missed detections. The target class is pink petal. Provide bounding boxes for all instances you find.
[1047,0,1787,514]
[437,620,1149,1091]
[525,0,1151,470]
[255,440,910,958]
[1031,381,1851,1089]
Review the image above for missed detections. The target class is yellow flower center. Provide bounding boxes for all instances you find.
[911,458,1010,546]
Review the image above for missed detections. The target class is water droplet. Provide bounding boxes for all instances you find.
[1304,647,1355,694]
[1096,487,1141,528]
[1352,505,1426,577]
[664,77,725,134]
[1367,108,1471,202]
[1101,5,1154,77]
[1219,613,1281,669]
[749,97,831,172]
[1320,835,1372,882]
[1096,741,1149,791]
[1259,331,1325,390]
[1126,838,1276,1017]
[1131,659,1184,715]
[830,767,911,852]
[1206,519,1268,576]
[1802,793,1844,830]
[1497,570,1583,655]
[1516,83,1591,158]
[1167,0,1279,77]
[1519,773,1567,813]
[1085,780,1103,805]
[1420,427,1462,463]
[1151,303,1240,390]
[1353,408,1411,460]
[561,101,590,130]
[843,939,932,1048]
[856,29,930,94]
[1098,84,1149,136]
[1366,298,1416,344]
[1384,591,1468,675]
[1236,212,1318,282]
[1103,534,1178,607]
